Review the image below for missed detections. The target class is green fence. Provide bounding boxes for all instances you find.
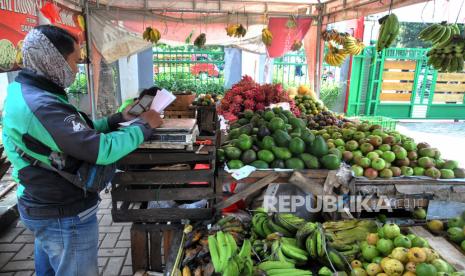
[272,51,310,88]
[153,45,225,94]
[347,46,465,120]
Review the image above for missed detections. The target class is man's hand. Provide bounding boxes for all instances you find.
[140,110,163,129]
[122,100,138,121]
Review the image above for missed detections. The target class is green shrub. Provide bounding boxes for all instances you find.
[320,81,342,109]
[67,73,88,94]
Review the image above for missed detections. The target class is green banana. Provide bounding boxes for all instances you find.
[239,239,251,258]
[274,214,303,233]
[424,24,446,41]
[216,231,228,272]
[217,215,235,226]
[296,222,317,248]
[281,237,298,247]
[277,246,298,264]
[448,56,459,72]
[419,23,440,39]
[268,218,293,237]
[441,54,453,72]
[266,268,312,276]
[222,258,239,276]
[431,25,448,44]
[327,248,348,271]
[253,216,267,238]
[281,242,309,262]
[262,218,274,236]
[457,55,464,71]
[385,14,400,47]
[243,258,253,276]
[225,232,236,257]
[208,235,221,272]
[306,233,317,258]
[258,261,295,271]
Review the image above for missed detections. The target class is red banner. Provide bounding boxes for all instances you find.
[0,0,85,72]
[267,17,312,58]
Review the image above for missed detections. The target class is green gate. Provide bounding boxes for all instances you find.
[273,51,309,88]
[347,46,465,120]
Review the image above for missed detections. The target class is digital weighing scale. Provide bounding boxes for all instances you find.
[140,119,199,150]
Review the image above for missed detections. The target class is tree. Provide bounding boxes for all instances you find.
[395,22,433,48]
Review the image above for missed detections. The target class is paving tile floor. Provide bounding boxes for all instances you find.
[0,192,134,276]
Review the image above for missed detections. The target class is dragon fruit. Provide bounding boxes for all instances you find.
[243,99,255,110]
[255,102,266,111]
[233,95,243,104]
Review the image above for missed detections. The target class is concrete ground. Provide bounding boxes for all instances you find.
[0,192,134,276]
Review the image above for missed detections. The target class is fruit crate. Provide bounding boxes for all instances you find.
[111,135,221,223]
[130,223,184,274]
[348,116,397,131]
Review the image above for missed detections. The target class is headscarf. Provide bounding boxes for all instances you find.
[22,28,75,88]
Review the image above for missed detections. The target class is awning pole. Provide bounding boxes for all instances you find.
[314,3,324,95]
[84,0,97,120]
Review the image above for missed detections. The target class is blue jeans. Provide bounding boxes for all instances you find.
[19,205,99,276]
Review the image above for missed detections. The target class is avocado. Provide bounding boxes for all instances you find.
[311,135,329,157]
[238,124,253,135]
[321,154,341,170]
[257,150,275,163]
[257,126,271,140]
[229,128,240,140]
[290,128,302,138]
[243,109,254,119]
[285,158,305,170]
[271,146,292,160]
[241,149,257,164]
[300,153,320,169]
[269,117,285,132]
[227,160,244,169]
[289,137,306,155]
[273,129,291,147]
[250,160,269,169]
[278,113,289,124]
[289,117,306,130]
[328,148,342,160]
[270,159,286,169]
[224,146,242,160]
[237,118,250,126]
[263,110,275,121]
[301,129,316,144]
[261,136,276,150]
[237,134,253,151]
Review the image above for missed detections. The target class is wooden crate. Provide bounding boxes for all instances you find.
[111,136,220,223]
[130,223,184,274]
[194,105,218,135]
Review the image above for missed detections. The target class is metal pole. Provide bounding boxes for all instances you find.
[84,0,97,120]
[314,3,323,96]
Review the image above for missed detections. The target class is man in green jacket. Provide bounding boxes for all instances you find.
[2,25,162,276]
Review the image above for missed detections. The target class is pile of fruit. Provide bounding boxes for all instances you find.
[192,94,221,106]
[426,212,465,252]
[180,209,464,276]
[181,215,250,275]
[376,14,400,52]
[313,121,465,179]
[354,222,461,276]
[217,107,342,170]
[218,76,300,121]
[293,94,328,116]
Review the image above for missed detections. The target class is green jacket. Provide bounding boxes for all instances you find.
[2,69,152,217]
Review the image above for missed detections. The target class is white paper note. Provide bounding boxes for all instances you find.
[150,89,176,113]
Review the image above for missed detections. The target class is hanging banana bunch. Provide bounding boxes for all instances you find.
[376,13,399,52]
[142,27,161,44]
[262,28,273,46]
[324,43,348,67]
[427,36,465,73]
[235,24,247,37]
[194,33,206,48]
[343,36,365,55]
[226,24,240,37]
[291,40,303,51]
[419,22,461,48]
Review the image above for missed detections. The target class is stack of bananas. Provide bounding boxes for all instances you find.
[262,28,273,46]
[194,33,206,48]
[323,220,377,261]
[225,24,247,38]
[257,261,311,276]
[291,40,303,51]
[324,43,348,67]
[343,36,365,55]
[376,13,400,52]
[427,36,465,72]
[419,22,461,48]
[142,27,161,44]
[208,231,253,275]
[251,210,306,239]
